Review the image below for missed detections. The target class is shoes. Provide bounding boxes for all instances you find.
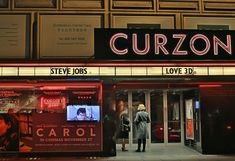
[135,149,145,152]
[122,147,128,151]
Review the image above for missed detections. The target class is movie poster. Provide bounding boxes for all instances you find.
[0,90,38,113]
[18,112,33,152]
[185,99,194,140]
[0,114,19,152]
[0,91,21,113]
[0,89,102,153]
[32,113,102,152]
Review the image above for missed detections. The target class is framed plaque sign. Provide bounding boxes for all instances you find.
[39,14,103,59]
[0,14,30,58]
[183,14,235,30]
[111,14,176,29]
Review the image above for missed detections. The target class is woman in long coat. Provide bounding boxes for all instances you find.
[134,104,150,152]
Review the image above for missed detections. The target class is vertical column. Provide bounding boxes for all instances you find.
[163,90,168,144]
[180,93,185,145]
[128,91,133,147]
[145,91,151,147]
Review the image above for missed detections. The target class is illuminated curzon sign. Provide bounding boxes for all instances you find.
[95,29,234,60]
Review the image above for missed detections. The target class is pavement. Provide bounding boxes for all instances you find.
[1,144,235,161]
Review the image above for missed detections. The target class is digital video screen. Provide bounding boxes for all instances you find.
[66,105,100,122]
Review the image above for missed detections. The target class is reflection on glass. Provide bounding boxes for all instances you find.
[167,91,181,143]
[150,91,164,143]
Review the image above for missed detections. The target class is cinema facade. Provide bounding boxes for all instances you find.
[0,29,235,155]
[0,0,235,156]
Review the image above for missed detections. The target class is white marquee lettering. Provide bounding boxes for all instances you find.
[190,34,210,55]
[132,33,150,55]
[110,33,128,55]
[154,34,169,55]
[108,32,233,57]
[213,35,232,55]
[172,34,188,55]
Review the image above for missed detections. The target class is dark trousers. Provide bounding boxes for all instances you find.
[137,139,146,151]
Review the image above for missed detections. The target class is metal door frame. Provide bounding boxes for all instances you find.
[127,90,184,147]
[163,90,184,145]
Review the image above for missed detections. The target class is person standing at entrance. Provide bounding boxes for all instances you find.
[134,104,150,152]
[118,100,130,151]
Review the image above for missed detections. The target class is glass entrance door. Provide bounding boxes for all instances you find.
[150,90,183,144]
[167,90,182,143]
[115,89,184,147]
[150,91,164,143]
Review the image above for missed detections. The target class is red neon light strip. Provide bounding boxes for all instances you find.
[199,85,222,88]
[99,84,103,108]
[62,97,66,109]
[1,61,235,67]
[40,97,43,110]
[0,82,100,88]
[72,91,96,95]
[40,86,67,90]
[116,82,235,85]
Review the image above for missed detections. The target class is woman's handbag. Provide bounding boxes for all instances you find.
[122,124,130,132]
[121,115,130,132]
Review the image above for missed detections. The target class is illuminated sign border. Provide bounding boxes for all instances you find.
[0,66,234,76]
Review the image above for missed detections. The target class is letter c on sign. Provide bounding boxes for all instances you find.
[36,128,43,137]
[109,33,128,55]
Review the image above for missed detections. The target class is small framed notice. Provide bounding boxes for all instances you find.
[39,14,103,59]
[183,14,235,30]
[0,14,30,58]
[111,14,176,29]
